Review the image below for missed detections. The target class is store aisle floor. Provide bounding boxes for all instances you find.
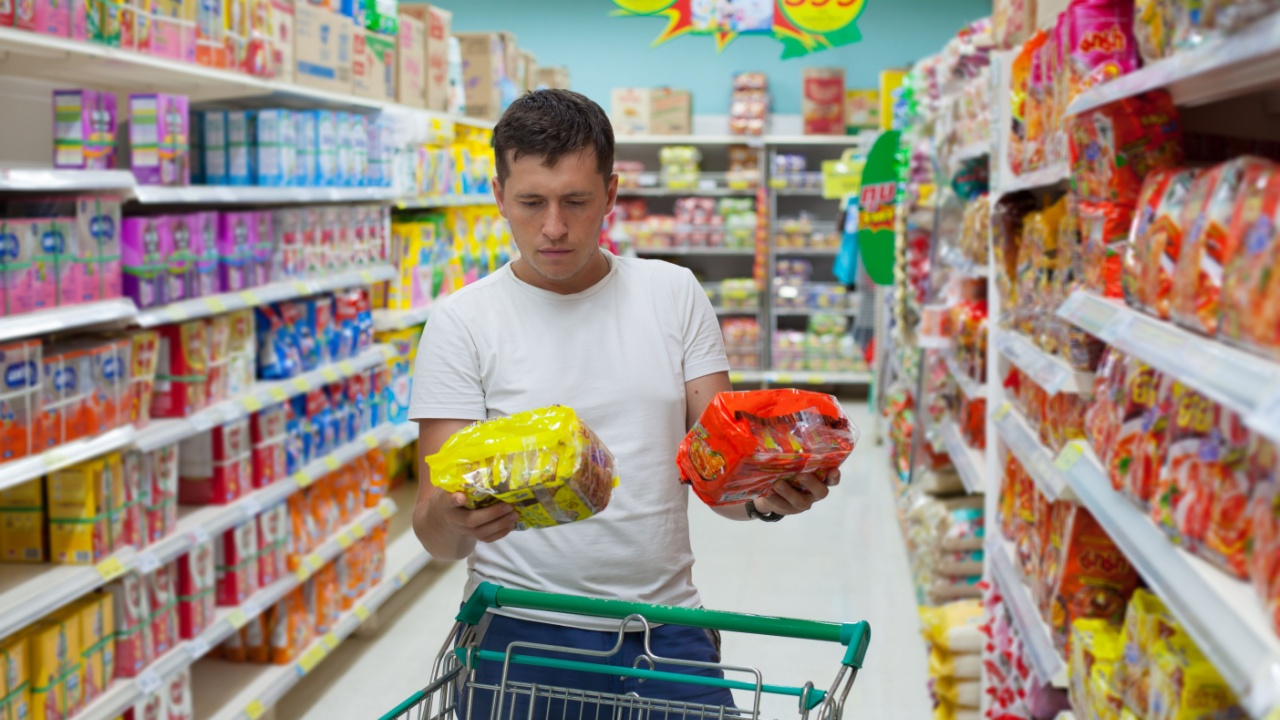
[276,401,930,720]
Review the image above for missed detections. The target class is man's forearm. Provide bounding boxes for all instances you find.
[413,490,476,562]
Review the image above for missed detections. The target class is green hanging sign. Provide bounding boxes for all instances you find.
[857,130,900,286]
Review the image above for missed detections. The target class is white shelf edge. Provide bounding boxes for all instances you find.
[388,421,418,450]
[0,298,138,344]
[132,185,400,205]
[613,134,867,147]
[135,266,396,328]
[762,370,871,385]
[995,330,1093,396]
[943,352,987,401]
[938,419,986,495]
[394,194,498,210]
[634,247,756,257]
[371,305,433,332]
[996,162,1070,196]
[992,404,1075,503]
[0,426,138,493]
[71,499,398,720]
[0,167,136,192]
[988,534,1068,689]
[1057,440,1280,718]
[618,188,759,198]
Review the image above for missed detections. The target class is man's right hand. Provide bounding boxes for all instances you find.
[436,491,519,544]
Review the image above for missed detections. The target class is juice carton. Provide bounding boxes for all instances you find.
[189,211,218,296]
[257,501,287,587]
[225,110,254,186]
[216,519,259,605]
[37,218,80,308]
[147,562,179,658]
[0,478,45,563]
[152,0,195,62]
[77,593,115,705]
[53,90,118,170]
[293,111,315,187]
[38,352,66,450]
[226,309,254,397]
[145,444,178,542]
[206,313,230,404]
[271,208,300,278]
[0,339,40,461]
[78,196,123,302]
[254,109,289,186]
[316,111,337,185]
[165,213,199,304]
[151,320,208,418]
[334,111,351,186]
[17,0,70,36]
[129,94,189,186]
[47,457,116,564]
[177,540,215,639]
[28,614,82,720]
[0,0,12,26]
[222,0,246,69]
[314,561,338,633]
[197,112,228,185]
[252,211,274,285]
[244,612,268,663]
[0,220,36,316]
[126,330,160,427]
[109,573,153,677]
[120,450,146,548]
[178,418,250,504]
[250,404,287,487]
[217,211,253,292]
[91,340,129,431]
[163,667,193,720]
[102,451,126,551]
[121,216,167,310]
[319,205,340,273]
[0,635,32,720]
[53,344,92,442]
[195,0,225,67]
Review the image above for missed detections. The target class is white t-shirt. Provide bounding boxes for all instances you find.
[408,251,730,629]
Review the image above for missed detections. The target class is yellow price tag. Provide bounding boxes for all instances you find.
[292,377,310,392]
[430,118,442,131]
[359,270,375,284]
[320,367,340,382]
[242,395,263,412]
[96,556,127,581]
[294,567,310,583]
[351,524,367,539]
[363,434,380,450]
[293,281,311,295]
[377,504,393,520]
[227,609,249,629]
[336,530,353,549]
[768,178,788,189]
[808,374,827,384]
[43,450,69,470]
[322,632,339,651]
[727,180,750,190]
[165,305,190,322]
[297,645,327,674]
[775,373,794,384]
[994,403,1012,421]
[1055,443,1085,472]
[323,456,340,471]
[306,555,324,571]
[245,700,267,720]
[354,606,371,622]
[728,372,744,383]
[238,291,260,306]
[338,361,356,375]
[205,296,228,313]
[295,471,314,488]
[396,571,408,585]
[268,387,288,402]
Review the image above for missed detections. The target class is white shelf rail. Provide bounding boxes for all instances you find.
[992,403,1076,503]
[995,330,1093,396]
[939,419,986,495]
[988,535,1068,688]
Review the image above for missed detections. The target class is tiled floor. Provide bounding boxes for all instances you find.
[276,402,931,720]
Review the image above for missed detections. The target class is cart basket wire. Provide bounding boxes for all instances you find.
[377,582,871,720]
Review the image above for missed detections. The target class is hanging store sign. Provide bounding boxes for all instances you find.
[612,0,867,58]
[857,130,900,286]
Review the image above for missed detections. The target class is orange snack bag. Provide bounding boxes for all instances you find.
[1111,357,1162,504]
[365,448,388,508]
[314,562,339,634]
[269,588,310,664]
[1078,201,1133,299]
[1124,168,1197,317]
[244,613,269,664]
[1150,381,1217,550]
[1202,410,1253,578]
[676,390,858,507]
[1219,164,1280,356]
[1247,442,1280,632]
[1171,157,1275,335]
[1068,90,1183,206]
[1046,505,1139,655]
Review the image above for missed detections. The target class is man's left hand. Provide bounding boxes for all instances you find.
[752,468,842,517]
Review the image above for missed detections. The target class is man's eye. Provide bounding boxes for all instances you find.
[566,201,586,207]
[521,201,543,208]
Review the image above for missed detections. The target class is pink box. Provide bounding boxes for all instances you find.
[122,216,167,309]
[301,207,321,275]
[37,217,83,308]
[1,220,38,316]
[193,212,219,296]
[17,0,69,36]
[178,418,250,504]
[147,561,179,658]
[152,0,195,63]
[177,541,215,639]
[129,93,190,186]
[78,196,123,301]
[216,519,259,606]
[217,211,253,291]
[146,444,179,543]
[121,450,147,548]
[251,211,274,286]
[163,667,193,720]
[250,404,286,488]
[53,90,118,170]
[165,213,199,304]
[257,502,287,588]
[110,573,154,677]
[273,208,302,278]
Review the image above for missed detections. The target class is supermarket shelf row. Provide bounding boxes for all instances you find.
[991,403,1075,503]
[1056,441,1280,719]
[394,194,497,210]
[0,421,409,640]
[775,248,840,257]
[635,247,756,257]
[728,370,871,385]
[70,500,401,720]
[938,418,986,494]
[619,187,757,198]
[1056,290,1280,443]
[995,162,1070,197]
[995,330,1093,396]
[613,134,867,147]
[0,297,137,344]
[0,425,138,494]
[775,308,859,319]
[372,305,433,332]
[988,535,1068,689]
[943,352,986,400]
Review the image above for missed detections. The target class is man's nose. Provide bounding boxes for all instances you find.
[542,204,569,240]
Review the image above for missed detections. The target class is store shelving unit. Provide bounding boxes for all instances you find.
[372,305,433,332]
[938,419,986,494]
[131,185,402,205]
[0,426,139,493]
[993,162,1070,196]
[943,352,985,401]
[0,167,136,191]
[396,193,497,210]
[992,404,1075,503]
[988,535,1068,688]
[0,298,138,343]
[635,247,756,257]
[994,330,1094,396]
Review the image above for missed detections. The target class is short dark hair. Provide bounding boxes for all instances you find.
[493,89,615,186]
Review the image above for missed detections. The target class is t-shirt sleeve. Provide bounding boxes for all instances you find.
[408,302,488,421]
[680,269,730,382]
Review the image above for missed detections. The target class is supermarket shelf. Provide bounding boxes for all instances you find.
[950,141,991,165]
[1057,290,1280,442]
[199,525,431,720]
[992,404,1075,503]
[774,248,840,257]
[372,305,432,332]
[1068,10,1280,115]
[728,370,766,384]
[773,187,828,197]
[394,194,497,210]
[989,534,1068,688]
[618,187,757,198]
[634,247,756,257]
[615,134,760,146]
[943,352,986,400]
[763,370,871,385]
[131,185,400,205]
[713,306,760,316]
[1057,441,1280,718]
[0,167,136,192]
[938,419,986,495]
[997,162,1070,195]
[765,134,868,146]
[0,26,492,128]
[387,421,418,449]
[135,266,395,327]
[0,297,138,343]
[0,426,137,493]
[0,424,398,642]
[71,500,397,720]
[774,308,858,318]
[137,344,396,452]
[995,330,1093,395]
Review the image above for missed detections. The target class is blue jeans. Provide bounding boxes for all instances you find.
[456,612,736,720]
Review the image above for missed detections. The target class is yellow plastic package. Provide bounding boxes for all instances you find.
[1148,637,1243,719]
[1114,589,1174,715]
[1070,619,1122,712]
[1090,664,1126,720]
[426,407,619,530]
[0,634,31,720]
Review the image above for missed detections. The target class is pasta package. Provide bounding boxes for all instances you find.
[677,390,857,507]
[425,406,619,530]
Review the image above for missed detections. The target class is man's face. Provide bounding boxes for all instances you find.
[494,148,617,290]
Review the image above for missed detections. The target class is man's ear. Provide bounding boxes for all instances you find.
[492,176,506,217]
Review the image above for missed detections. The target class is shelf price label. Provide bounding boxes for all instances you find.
[136,669,163,695]
[359,270,375,284]
[377,504,393,520]
[43,450,70,470]
[320,367,340,382]
[351,524,367,540]
[185,636,211,660]
[295,471,315,488]
[268,387,288,402]
[306,554,324,572]
[204,297,228,313]
[294,567,311,583]
[297,645,328,675]
[293,281,311,295]
[322,632,340,651]
[336,530,354,549]
[323,456,340,471]
[363,434,381,450]
[994,403,1012,421]
[1054,443,1085,472]
[227,609,249,629]
[354,605,371,622]
[96,556,127,581]
[238,290,261,306]
[242,395,264,413]
[338,361,356,375]
[292,377,311,392]
[245,700,268,720]
[135,551,162,575]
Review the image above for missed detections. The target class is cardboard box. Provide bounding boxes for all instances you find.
[610,88,691,136]
[533,65,569,90]
[399,3,449,111]
[269,0,295,82]
[845,89,880,131]
[498,30,517,82]
[353,29,396,101]
[456,31,503,120]
[518,49,536,93]
[396,13,425,107]
[801,67,845,135]
[294,2,352,95]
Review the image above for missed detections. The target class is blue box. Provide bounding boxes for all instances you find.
[226,110,256,186]
[254,110,290,186]
[199,112,228,185]
[295,111,317,187]
[316,111,338,186]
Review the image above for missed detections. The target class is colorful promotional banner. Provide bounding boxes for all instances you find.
[857,130,900,286]
[612,0,867,58]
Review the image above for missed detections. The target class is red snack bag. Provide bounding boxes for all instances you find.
[1171,157,1275,335]
[177,541,215,639]
[1068,90,1182,206]
[1078,201,1133,298]
[676,390,858,507]
[1247,439,1280,631]
[1219,164,1280,356]
[1124,168,1198,317]
[147,561,179,659]
[1110,357,1161,502]
[1046,505,1139,654]
[1150,381,1217,550]
[1202,410,1254,577]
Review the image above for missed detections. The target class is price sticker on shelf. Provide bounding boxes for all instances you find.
[1057,292,1085,319]
[238,290,261,306]
[295,471,315,488]
[204,296,228,314]
[43,450,70,470]
[775,373,794,384]
[728,371,744,383]
[293,281,311,295]
[363,434,380,450]
[727,180,751,190]
[242,597,263,619]
[136,669,163,695]
[306,555,324,572]
[165,305,191,322]
[354,605,371,622]
[227,609,249,630]
[808,374,826,385]
[292,377,311,392]
[245,700,268,720]
[135,551,161,575]
[96,556,127,581]
[994,403,1012,421]
[298,645,327,675]
[359,270,375,284]
[294,567,311,583]
[268,387,288,403]
[320,367,340,382]
[395,571,409,588]
[338,361,356,375]
[1097,314,1135,344]
[336,530,354,549]
[351,524,367,540]
[242,395,264,413]
[769,178,788,189]
[1054,443,1085,472]
[241,495,263,519]
[323,456,340,471]
[377,504,393,520]
[190,411,216,433]
[185,636,211,660]
[322,632,340,651]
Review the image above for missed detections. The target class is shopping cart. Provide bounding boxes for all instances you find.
[378,582,871,720]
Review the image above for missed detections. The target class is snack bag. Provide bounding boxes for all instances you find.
[1219,164,1280,357]
[1069,619,1122,712]
[426,406,619,530]
[1135,0,1174,61]
[1200,410,1253,578]
[1078,202,1133,299]
[1111,357,1162,504]
[1171,157,1275,335]
[1113,589,1172,715]
[1063,0,1140,103]
[1249,442,1280,632]
[677,390,857,507]
[1125,168,1198,317]
[1068,91,1182,206]
[1148,636,1243,719]
[1150,381,1217,550]
[1047,505,1138,654]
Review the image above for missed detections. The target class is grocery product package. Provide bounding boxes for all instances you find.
[1123,167,1198,318]
[1219,161,1280,357]
[1068,90,1182,206]
[425,406,619,530]
[677,390,857,507]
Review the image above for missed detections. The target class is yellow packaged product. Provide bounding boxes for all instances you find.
[1070,618,1122,712]
[0,478,45,563]
[29,613,82,720]
[48,456,124,564]
[426,406,619,530]
[1148,637,1242,719]
[1090,664,1126,720]
[77,594,115,705]
[1114,589,1174,716]
[1,635,31,720]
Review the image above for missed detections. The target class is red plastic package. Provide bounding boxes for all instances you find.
[677,390,858,507]
[1078,201,1133,298]
[1219,163,1280,356]
[1202,410,1253,577]
[1068,90,1182,206]
[1150,380,1217,550]
[1124,168,1198,317]
[1247,438,1280,631]
[1111,357,1162,504]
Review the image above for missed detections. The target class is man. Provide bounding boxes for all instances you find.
[409,89,839,703]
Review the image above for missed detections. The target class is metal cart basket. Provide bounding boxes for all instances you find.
[378,582,871,720]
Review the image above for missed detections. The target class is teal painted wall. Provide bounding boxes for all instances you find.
[420,0,991,114]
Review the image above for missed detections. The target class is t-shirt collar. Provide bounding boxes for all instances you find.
[506,248,619,301]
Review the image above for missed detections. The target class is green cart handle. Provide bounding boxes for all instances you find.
[457,582,871,669]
